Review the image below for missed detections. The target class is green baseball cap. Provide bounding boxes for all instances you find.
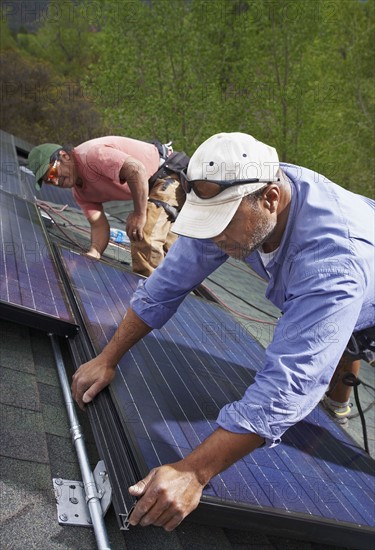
[28,143,62,190]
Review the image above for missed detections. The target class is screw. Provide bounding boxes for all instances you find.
[99,471,106,477]
[59,514,68,522]
[55,479,63,486]
[69,497,79,504]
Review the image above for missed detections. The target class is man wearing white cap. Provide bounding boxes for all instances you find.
[72,132,374,531]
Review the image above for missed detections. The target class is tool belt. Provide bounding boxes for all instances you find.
[148,198,179,222]
[149,151,190,189]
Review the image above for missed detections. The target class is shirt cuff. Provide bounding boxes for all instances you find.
[216,401,282,448]
[130,280,178,329]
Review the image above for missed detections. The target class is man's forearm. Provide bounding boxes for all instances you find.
[184,427,264,485]
[101,307,152,367]
[87,212,110,257]
[89,226,109,256]
[121,158,148,216]
[120,158,149,240]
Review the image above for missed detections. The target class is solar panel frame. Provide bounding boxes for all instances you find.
[0,190,78,336]
[67,333,140,530]
[57,246,375,548]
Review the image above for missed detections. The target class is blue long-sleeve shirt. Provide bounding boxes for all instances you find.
[131,163,375,446]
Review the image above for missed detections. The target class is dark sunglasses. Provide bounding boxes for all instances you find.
[180,170,275,200]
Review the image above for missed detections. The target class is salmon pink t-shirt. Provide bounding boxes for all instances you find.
[72,136,160,219]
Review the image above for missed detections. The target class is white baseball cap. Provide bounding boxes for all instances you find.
[173,132,279,239]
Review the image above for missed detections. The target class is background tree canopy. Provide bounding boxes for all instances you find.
[1,0,374,196]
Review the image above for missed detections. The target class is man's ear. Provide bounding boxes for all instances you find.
[59,150,70,161]
[263,185,279,213]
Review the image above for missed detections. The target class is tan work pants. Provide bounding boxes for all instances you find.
[131,177,185,277]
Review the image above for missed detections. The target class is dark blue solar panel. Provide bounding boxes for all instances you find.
[0,191,77,335]
[0,131,33,200]
[59,247,375,540]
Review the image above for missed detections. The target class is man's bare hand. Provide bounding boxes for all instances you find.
[126,212,147,242]
[128,462,204,531]
[71,356,116,409]
[71,308,151,410]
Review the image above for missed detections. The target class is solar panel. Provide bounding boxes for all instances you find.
[0,130,17,169]
[58,247,375,547]
[0,190,78,336]
[0,131,33,200]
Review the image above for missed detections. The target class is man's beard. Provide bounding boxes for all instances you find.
[219,201,277,260]
[231,217,276,260]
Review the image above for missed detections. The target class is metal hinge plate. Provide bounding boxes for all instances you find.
[53,460,112,527]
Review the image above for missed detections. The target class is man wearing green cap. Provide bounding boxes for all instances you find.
[28,136,186,276]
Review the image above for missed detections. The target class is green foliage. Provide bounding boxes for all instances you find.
[0,48,104,145]
[13,0,97,78]
[81,0,373,196]
[0,0,106,145]
[0,7,18,49]
[293,0,375,196]
[1,0,373,196]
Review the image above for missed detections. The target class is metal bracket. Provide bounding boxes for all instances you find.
[93,460,112,515]
[53,460,112,527]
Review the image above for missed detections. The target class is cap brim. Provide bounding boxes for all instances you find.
[173,196,242,239]
[34,161,50,190]
[173,182,266,239]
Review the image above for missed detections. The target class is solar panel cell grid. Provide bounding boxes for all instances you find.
[0,191,76,334]
[0,131,17,169]
[0,135,33,200]
[58,248,375,536]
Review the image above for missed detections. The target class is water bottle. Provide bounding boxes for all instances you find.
[110,228,127,244]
